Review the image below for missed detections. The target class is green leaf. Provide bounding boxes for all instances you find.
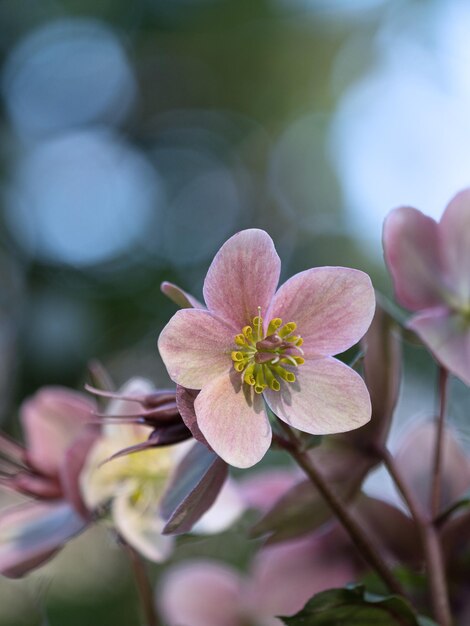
[280,584,437,626]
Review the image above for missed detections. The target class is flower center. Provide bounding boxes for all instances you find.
[231,310,304,394]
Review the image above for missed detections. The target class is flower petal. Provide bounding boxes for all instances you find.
[79,426,151,511]
[0,501,85,577]
[104,377,155,439]
[161,281,205,309]
[203,229,281,329]
[158,309,234,389]
[158,560,243,626]
[195,372,271,468]
[268,267,375,357]
[112,489,173,563]
[440,189,470,303]
[383,206,444,311]
[395,421,470,513]
[21,387,95,477]
[408,306,470,386]
[264,357,371,435]
[239,468,301,514]
[59,426,100,519]
[249,531,356,618]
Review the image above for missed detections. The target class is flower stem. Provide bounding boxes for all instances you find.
[431,367,449,519]
[124,543,160,626]
[380,446,452,626]
[278,423,406,598]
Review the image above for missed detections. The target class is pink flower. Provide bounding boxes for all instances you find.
[80,378,244,562]
[0,387,97,577]
[158,229,375,468]
[383,189,470,385]
[158,535,357,626]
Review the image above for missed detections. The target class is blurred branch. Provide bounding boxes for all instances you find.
[431,367,449,518]
[278,422,408,599]
[122,541,160,626]
[380,446,452,626]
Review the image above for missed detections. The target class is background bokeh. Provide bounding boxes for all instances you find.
[2,0,470,623]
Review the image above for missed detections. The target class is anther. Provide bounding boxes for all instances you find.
[279,322,297,338]
[243,326,253,340]
[267,318,282,334]
[235,334,246,346]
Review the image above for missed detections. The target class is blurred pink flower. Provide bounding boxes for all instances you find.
[80,378,244,562]
[395,420,470,514]
[158,533,357,626]
[383,189,470,385]
[0,379,244,577]
[0,387,97,577]
[159,229,375,468]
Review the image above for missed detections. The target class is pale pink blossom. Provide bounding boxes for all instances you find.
[0,387,97,577]
[158,535,357,626]
[159,229,375,468]
[383,189,470,385]
[80,378,243,561]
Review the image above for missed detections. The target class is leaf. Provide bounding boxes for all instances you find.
[159,441,228,535]
[250,446,370,543]
[280,584,437,626]
[352,495,421,566]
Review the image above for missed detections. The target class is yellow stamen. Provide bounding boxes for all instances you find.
[243,326,253,341]
[279,322,297,338]
[267,318,283,335]
[273,365,296,383]
[264,365,281,391]
[243,362,256,386]
[232,313,303,394]
[235,334,246,346]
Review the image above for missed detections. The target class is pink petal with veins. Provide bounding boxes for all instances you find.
[264,357,371,435]
[159,309,234,389]
[268,267,375,357]
[203,229,281,330]
[195,372,271,468]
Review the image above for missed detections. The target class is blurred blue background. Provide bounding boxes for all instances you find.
[2,0,470,623]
